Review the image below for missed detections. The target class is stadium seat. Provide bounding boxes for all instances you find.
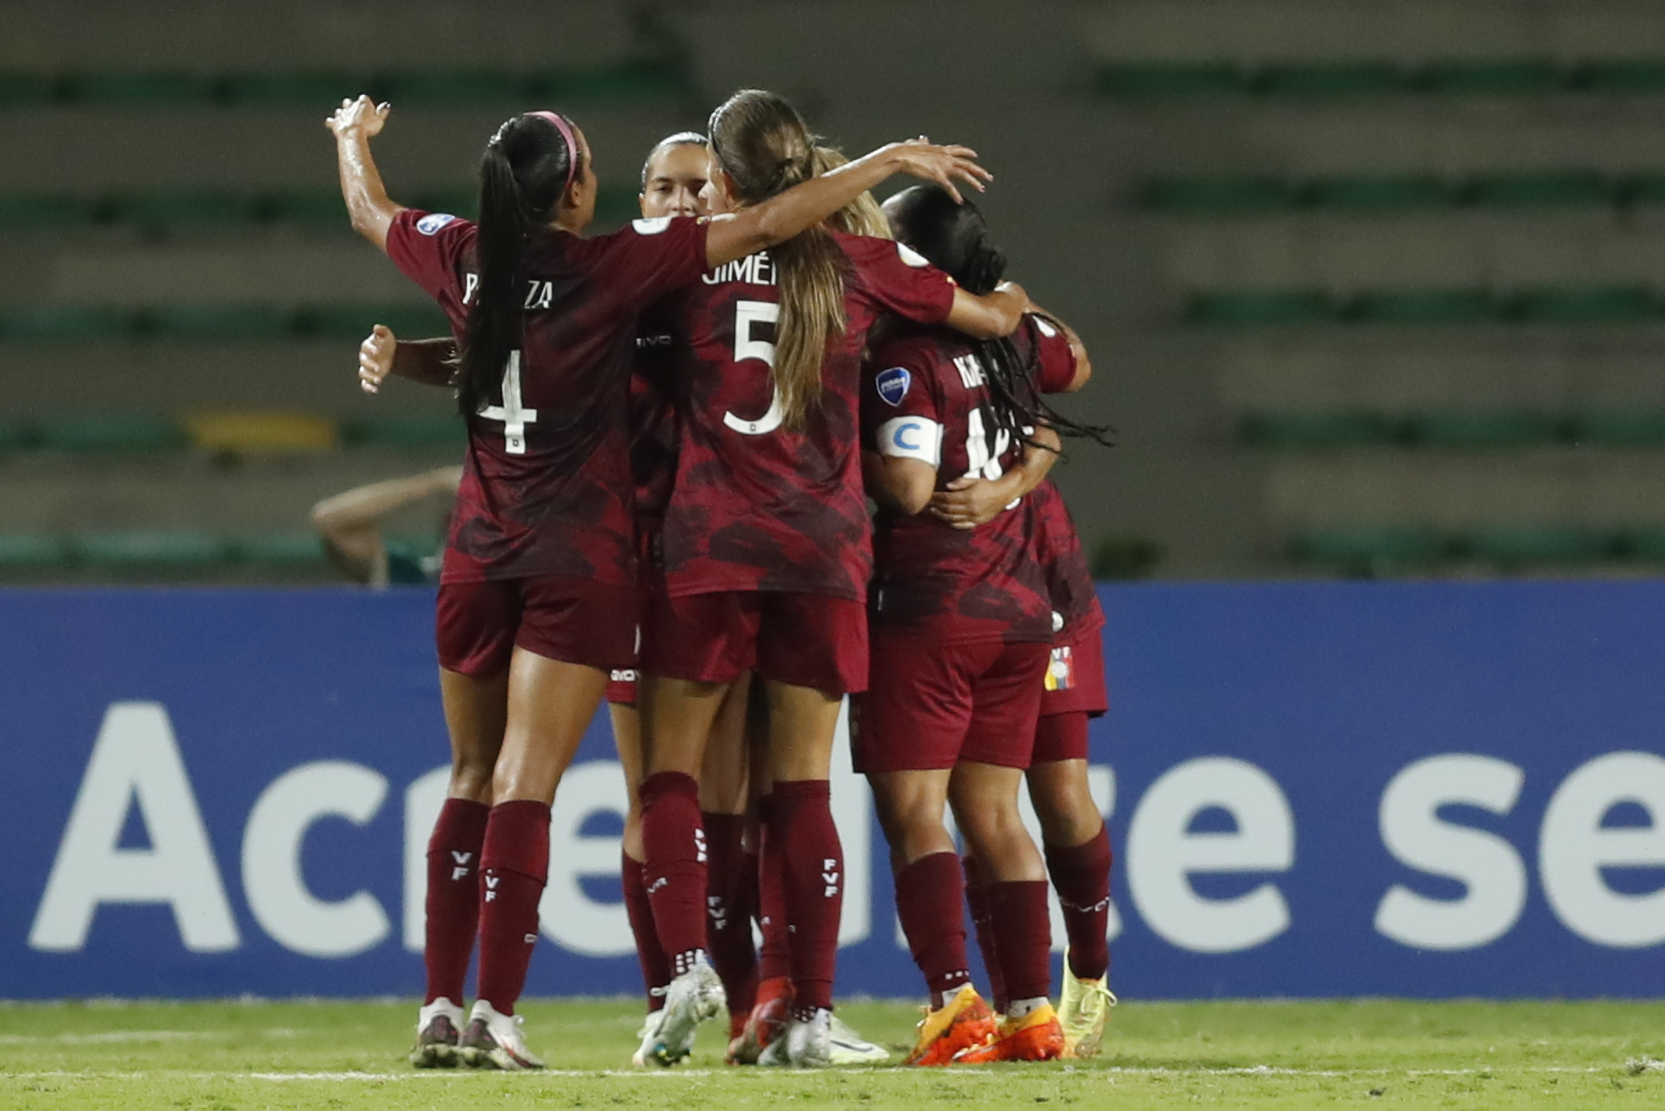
[1186,290,1335,327]
[1404,411,1563,448]
[33,414,190,453]
[1509,287,1658,324]
[0,305,132,342]
[1140,177,1294,213]
[341,412,467,449]
[184,411,338,454]
[74,530,231,570]
[1464,172,1612,208]
[1419,60,1564,96]
[1348,289,1495,325]
[1568,411,1665,446]
[145,305,293,340]
[1458,526,1614,565]
[1289,527,1446,575]
[1255,62,1404,98]
[1305,175,1451,211]
[1094,63,1243,97]
[1238,411,1395,449]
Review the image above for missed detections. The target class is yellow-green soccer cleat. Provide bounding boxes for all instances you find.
[1057,960,1116,1059]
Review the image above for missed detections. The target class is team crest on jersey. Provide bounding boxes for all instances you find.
[416,212,457,235]
[633,216,672,235]
[875,367,911,406]
[1045,645,1075,691]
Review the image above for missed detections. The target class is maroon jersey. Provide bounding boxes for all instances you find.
[1030,480,1105,637]
[656,229,956,601]
[386,209,708,585]
[863,313,1078,644]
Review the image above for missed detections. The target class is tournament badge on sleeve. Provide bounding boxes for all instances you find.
[1045,645,1075,691]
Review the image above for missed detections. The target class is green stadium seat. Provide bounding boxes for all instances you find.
[61,71,217,103]
[34,414,189,453]
[1405,411,1562,448]
[0,305,132,342]
[234,533,329,567]
[1186,290,1335,327]
[1305,175,1451,210]
[377,70,524,104]
[0,70,58,106]
[1290,527,1446,575]
[341,412,467,450]
[1239,411,1395,449]
[1256,62,1404,97]
[301,304,450,341]
[1420,60,1564,95]
[1465,172,1612,208]
[1582,60,1665,93]
[1458,526,1614,565]
[220,71,358,105]
[1510,286,1657,323]
[1349,289,1495,325]
[1568,410,1665,446]
[0,194,97,230]
[74,530,231,570]
[1140,177,1294,213]
[1094,63,1242,97]
[0,534,68,569]
[107,191,257,229]
[146,305,292,340]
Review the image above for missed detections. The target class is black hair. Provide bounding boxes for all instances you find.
[457,112,583,419]
[640,130,708,188]
[885,184,1114,452]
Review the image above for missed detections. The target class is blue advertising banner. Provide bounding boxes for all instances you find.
[1,583,1661,1001]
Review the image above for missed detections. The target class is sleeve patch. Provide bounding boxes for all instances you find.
[632,216,672,235]
[877,416,942,466]
[896,242,930,268]
[875,366,912,407]
[415,212,457,235]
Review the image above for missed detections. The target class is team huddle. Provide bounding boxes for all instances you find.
[327,86,1114,1071]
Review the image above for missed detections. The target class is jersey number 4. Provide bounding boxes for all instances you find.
[479,351,538,454]
[722,300,784,436]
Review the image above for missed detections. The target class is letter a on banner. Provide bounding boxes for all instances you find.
[30,702,239,952]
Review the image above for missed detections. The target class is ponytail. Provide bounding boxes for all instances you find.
[456,112,580,419]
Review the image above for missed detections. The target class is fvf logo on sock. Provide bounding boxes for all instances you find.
[821,857,840,898]
[484,873,499,903]
[694,827,708,864]
[451,850,473,882]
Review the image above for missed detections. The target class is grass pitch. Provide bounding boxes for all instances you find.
[1,997,1661,1110]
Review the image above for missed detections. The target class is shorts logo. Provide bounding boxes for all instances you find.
[415,212,457,235]
[876,367,911,407]
[633,216,672,235]
[1046,645,1075,692]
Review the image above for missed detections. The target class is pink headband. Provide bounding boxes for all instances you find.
[530,110,579,193]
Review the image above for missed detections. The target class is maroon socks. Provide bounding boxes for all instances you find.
[423,798,489,1005]
[702,810,759,1018]
[639,771,709,971]
[985,879,1052,1007]
[622,849,671,1010]
[894,851,971,1005]
[770,779,843,1013]
[475,799,551,1016]
[1045,825,1113,982]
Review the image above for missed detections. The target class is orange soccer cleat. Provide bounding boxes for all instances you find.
[952,1002,1065,1064]
[905,984,997,1066]
[727,975,792,1065]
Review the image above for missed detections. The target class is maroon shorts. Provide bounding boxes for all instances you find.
[1039,621,1109,719]
[435,576,638,676]
[853,633,1050,773]
[641,590,867,695]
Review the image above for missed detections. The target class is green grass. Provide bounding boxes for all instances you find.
[0,998,1661,1109]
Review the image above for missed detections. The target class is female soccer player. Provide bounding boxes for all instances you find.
[328,92,995,1071]
[632,89,1030,1069]
[856,183,1091,1066]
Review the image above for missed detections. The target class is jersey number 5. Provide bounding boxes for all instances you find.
[479,351,538,454]
[722,300,784,436]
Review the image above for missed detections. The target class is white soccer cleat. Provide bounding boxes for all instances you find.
[409,997,464,1068]
[758,1007,832,1069]
[647,957,724,1067]
[828,1012,890,1064]
[459,1000,546,1070]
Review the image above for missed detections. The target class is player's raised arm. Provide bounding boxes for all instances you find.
[704,138,992,269]
[327,95,405,252]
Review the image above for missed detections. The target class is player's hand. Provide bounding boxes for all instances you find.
[358,324,396,394]
[885,138,992,204]
[327,95,391,140]
[927,475,1012,530]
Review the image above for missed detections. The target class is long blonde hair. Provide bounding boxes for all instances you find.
[709,90,847,432]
